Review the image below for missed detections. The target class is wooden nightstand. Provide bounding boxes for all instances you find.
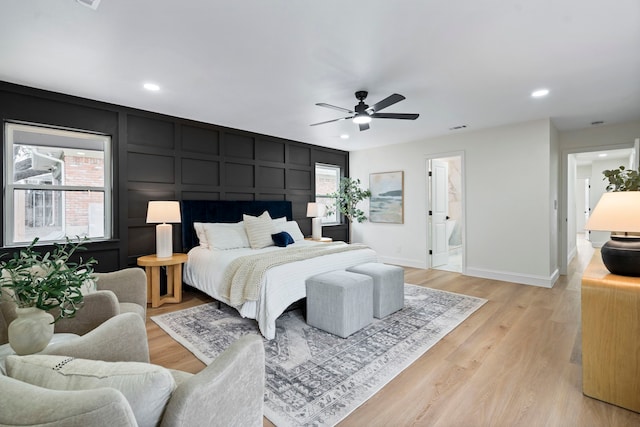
[137,253,188,308]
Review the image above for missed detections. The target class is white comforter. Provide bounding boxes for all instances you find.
[183,240,378,339]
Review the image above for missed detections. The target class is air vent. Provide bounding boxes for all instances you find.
[591,121,605,126]
[76,0,101,10]
[449,125,467,130]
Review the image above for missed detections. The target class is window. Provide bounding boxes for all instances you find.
[315,163,341,224]
[4,122,112,246]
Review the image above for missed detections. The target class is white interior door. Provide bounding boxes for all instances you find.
[431,159,449,267]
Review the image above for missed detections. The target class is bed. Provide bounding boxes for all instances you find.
[181,200,379,339]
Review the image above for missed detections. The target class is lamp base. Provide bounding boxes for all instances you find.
[156,223,173,259]
[601,237,640,277]
[311,217,322,240]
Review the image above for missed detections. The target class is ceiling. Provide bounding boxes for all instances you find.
[1,0,639,151]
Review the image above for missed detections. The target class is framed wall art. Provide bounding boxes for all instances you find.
[369,171,404,223]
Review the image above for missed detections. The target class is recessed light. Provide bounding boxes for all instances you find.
[531,89,549,98]
[143,83,160,91]
[340,134,349,140]
[598,153,607,157]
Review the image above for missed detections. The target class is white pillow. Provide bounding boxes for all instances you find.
[272,216,287,226]
[80,278,97,295]
[243,211,275,249]
[193,222,209,248]
[202,222,250,250]
[278,220,305,242]
[6,355,176,427]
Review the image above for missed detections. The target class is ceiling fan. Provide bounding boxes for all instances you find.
[310,91,419,131]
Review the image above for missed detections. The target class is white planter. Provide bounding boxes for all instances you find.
[8,307,54,355]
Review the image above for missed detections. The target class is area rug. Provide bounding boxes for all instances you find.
[151,284,486,426]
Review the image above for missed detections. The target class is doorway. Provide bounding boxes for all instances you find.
[427,154,464,273]
[565,147,634,268]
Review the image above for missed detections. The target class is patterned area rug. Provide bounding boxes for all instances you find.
[151,284,486,426]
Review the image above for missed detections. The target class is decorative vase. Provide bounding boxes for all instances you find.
[8,307,55,355]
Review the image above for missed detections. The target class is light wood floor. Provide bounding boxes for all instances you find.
[147,238,640,426]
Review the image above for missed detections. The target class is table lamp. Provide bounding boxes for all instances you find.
[146,201,181,258]
[307,202,322,240]
[585,191,640,276]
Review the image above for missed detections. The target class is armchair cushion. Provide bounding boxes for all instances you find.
[0,374,138,427]
[6,354,176,427]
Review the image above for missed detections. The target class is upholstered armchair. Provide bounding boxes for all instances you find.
[0,312,266,427]
[0,267,147,344]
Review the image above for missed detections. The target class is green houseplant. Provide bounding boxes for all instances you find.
[0,237,97,318]
[328,177,372,242]
[0,237,97,354]
[602,165,640,191]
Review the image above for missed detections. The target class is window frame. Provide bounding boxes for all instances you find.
[315,162,342,225]
[4,121,112,247]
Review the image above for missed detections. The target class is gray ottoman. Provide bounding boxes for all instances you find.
[347,263,404,318]
[306,270,373,338]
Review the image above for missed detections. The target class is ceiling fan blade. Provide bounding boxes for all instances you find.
[315,103,354,114]
[368,93,405,113]
[359,123,370,131]
[310,117,351,126]
[370,112,419,120]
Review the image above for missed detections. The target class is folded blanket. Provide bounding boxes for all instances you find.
[221,242,369,306]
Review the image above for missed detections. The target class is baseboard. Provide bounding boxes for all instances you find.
[465,266,560,288]
[567,245,577,265]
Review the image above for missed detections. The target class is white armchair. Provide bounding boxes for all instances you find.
[0,312,266,427]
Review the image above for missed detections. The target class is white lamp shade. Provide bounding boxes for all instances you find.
[146,201,181,224]
[146,201,181,259]
[307,202,318,217]
[585,192,640,233]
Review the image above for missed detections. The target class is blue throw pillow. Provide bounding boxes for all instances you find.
[271,231,294,247]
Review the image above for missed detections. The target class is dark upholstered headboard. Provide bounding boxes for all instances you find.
[181,200,293,251]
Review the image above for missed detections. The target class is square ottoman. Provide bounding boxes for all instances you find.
[347,263,404,318]
[306,270,373,338]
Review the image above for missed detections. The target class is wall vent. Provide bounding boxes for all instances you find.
[449,124,467,130]
[76,0,101,10]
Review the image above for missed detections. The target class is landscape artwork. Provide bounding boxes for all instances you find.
[369,171,404,223]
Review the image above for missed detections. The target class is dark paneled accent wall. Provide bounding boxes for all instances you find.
[0,82,349,271]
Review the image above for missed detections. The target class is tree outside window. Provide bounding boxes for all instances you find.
[315,163,340,224]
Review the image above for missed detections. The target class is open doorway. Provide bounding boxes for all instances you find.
[566,147,634,267]
[427,154,464,273]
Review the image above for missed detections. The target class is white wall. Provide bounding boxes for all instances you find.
[350,118,558,287]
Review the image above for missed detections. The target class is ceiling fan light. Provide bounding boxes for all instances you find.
[353,114,372,124]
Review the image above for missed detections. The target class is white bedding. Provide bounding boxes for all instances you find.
[183,240,378,339]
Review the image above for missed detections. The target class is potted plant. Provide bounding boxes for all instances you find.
[0,237,97,354]
[328,177,372,243]
[603,165,640,191]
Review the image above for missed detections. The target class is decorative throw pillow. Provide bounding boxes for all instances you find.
[243,211,275,249]
[5,355,176,427]
[278,220,305,242]
[79,278,97,295]
[272,216,287,226]
[202,222,250,250]
[193,222,209,248]
[271,231,294,247]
